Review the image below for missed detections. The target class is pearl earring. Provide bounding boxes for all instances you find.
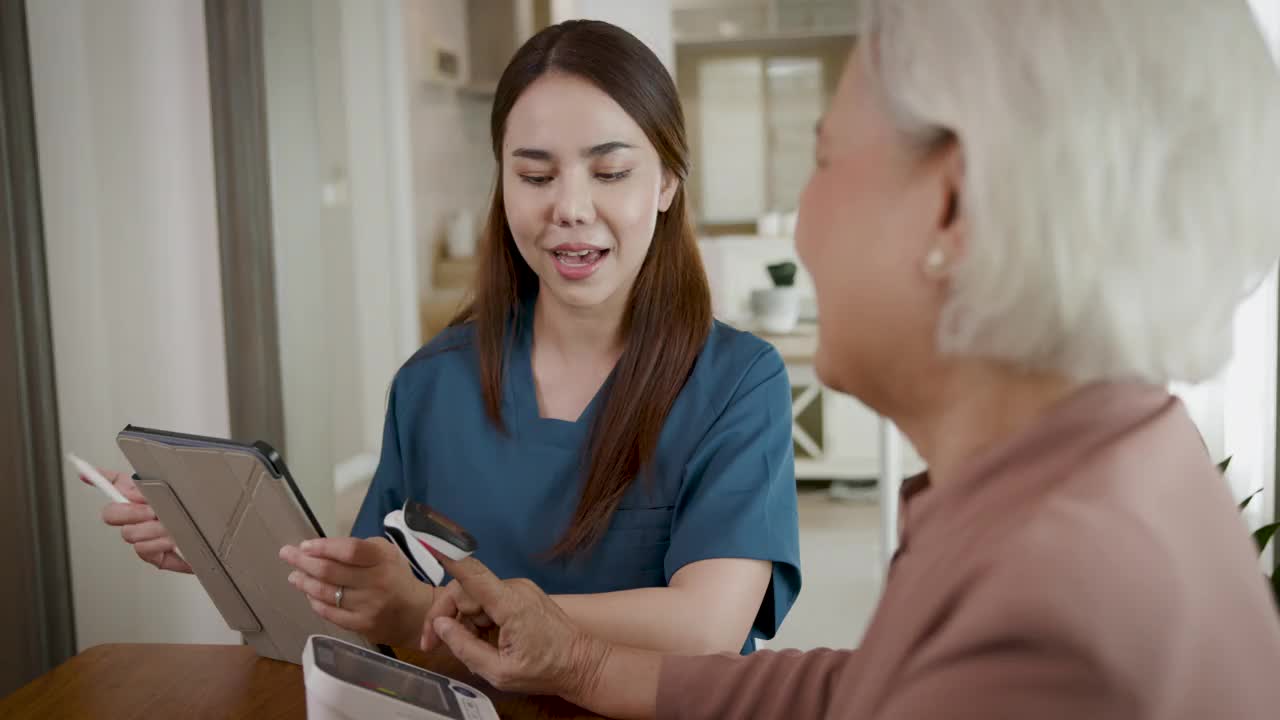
[923,247,948,276]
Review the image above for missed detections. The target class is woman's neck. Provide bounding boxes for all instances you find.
[896,362,1079,488]
[532,288,627,364]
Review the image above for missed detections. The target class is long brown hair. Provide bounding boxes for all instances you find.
[448,20,712,557]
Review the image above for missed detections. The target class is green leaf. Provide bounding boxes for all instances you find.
[1217,456,1233,474]
[1253,522,1279,554]
[767,261,797,288]
[1238,488,1264,511]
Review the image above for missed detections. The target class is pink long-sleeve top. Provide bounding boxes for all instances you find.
[658,382,1280,719]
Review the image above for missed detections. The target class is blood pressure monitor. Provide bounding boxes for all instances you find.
[303,635,499,720]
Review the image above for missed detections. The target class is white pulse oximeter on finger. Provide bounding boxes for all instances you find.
[384,501,478,586]
[384,509,445,586]
[303,634,499,720]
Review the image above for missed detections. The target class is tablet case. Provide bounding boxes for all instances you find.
[116,425,377,664]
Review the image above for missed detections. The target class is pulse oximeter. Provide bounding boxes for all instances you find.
[384,501,478,586]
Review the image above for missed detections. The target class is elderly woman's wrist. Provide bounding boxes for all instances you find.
[564,630,612,706]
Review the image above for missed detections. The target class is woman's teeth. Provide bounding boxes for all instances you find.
[554,249,605,266]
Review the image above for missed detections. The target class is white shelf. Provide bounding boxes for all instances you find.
[780,352,925,483]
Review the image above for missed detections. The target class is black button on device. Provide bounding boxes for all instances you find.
[453,685,477,699]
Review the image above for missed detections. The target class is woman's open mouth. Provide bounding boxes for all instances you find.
[550,247,611,280]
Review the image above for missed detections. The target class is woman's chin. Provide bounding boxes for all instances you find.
[538,275,617,311]
[812,347,846,394]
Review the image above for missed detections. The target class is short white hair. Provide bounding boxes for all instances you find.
[864,0,1280,384]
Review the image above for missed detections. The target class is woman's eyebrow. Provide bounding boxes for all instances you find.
[582,141,634,158]
[512,147,552,161]
[511,141,635,161]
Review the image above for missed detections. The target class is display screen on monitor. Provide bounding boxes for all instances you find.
[314,637,461,717]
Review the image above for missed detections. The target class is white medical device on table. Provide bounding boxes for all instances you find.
[303,634,499,720]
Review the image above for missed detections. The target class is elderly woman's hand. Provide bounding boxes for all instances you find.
[424,577,500,642]
[419,555,610,699]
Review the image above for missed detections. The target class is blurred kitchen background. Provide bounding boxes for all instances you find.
[22,0,1278,679]
[255,0,1276,651]
[264,0,907,652]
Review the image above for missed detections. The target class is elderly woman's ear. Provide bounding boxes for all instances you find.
[921,140,966,281]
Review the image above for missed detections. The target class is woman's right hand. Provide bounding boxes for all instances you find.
[92,469,193,574]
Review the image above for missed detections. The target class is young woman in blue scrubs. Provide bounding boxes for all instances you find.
[100,20,800,656]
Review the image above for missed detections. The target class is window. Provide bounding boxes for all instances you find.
[677,37,851,231]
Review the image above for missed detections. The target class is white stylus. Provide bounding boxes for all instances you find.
[67,452,130,504]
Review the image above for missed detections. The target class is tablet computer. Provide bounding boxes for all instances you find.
[115,424,378,664]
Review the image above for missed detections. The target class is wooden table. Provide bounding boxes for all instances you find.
[0,643,605,719]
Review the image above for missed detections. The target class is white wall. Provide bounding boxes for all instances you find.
[1251,0,1280,59]
[1225,271,1278,536]
[553,0,675,72]
[27,0,239,648]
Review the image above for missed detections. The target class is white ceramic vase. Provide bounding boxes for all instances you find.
[751,287,800,334]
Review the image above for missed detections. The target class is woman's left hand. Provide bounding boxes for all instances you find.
[279,537,435,647]
[419,554,610,699]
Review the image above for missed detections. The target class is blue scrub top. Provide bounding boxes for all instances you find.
[351,310,801,653]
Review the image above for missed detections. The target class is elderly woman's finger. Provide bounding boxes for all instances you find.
[436,555,513,623]
[432,616,503,687]
[421,584,462,651]
[446,579,485,617]
[456,614,487,639]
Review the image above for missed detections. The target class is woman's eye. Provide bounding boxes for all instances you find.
[596,170,632,182]
[520,175,552,186]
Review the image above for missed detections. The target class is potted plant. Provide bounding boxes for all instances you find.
[750,261,801,334]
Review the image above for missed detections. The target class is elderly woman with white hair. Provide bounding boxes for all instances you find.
[416,1,1280,717]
